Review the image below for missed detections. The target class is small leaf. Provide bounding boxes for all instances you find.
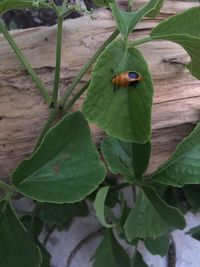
[101,137,134,182]
[110,0,164,38]
[0,200,42,267]
[21,215,51,267]
[186,225,200,241]
[151,7,200,79]
[0,0,51,15]
[124,187,185,241]
[151,123,200,187]
[132,142,151,180]
[20,215,43,242]
[83,40,153,143]
[94,186,115,228]
[146,0,164,18]
[35,201,88,225]
[12,112,106,203]
[93,230,131,267]
[144,234,170,256]
[101,136,151,182]
[132,251,148,267]
[183,185,200,211]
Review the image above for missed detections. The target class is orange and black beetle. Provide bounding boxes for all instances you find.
[112,71,142,90]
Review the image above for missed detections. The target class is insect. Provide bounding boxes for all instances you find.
[112,71,142,90]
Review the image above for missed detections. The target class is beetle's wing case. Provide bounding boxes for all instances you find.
[128,71,139,79]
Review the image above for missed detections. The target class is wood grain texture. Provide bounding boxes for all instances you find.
[0,0,200,179]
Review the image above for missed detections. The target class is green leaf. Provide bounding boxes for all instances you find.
[144,234,170,256]
[151,123,200,187]
[94,186,115,228]
[0,200,42,267]
[186,225,200,241]
[101,137,134,182]
[0,0,51,15]
[35,201,88,225]
[83,40,153,143]
[183,185,200,211]
[124,187,185,241]
[93,230,131,267]
[132,251,148,267]
[20,215,51,267]
[146,0,164,18]
[151,7,200,79]
[21,215,43,242]
[93,0,112,7]
[132,142,151,180]
[101,136,151,182]
[110,0,164,38]
[12,111,106,203]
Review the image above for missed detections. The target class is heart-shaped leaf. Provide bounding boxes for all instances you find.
[12,112,106,203]
[83,40,153,143]
[125,187,185,241]
[101,136,151,182]
[0,200,42,267]
[151,7,200,79]
[151,123,200,187]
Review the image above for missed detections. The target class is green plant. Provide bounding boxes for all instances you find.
[1,0,200,266]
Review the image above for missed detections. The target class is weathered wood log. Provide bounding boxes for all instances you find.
[0,0,200,179]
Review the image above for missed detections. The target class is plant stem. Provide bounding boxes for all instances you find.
[34,109,58,151]
[60,29,119,107]
[0,181,12,191]
[129,36,154,46]
[52,16,63,106]
[128,0,133,11]
[64,80,90,113]
[0,22,51,105]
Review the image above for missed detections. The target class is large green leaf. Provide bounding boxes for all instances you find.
[101,136,151,182]
[93,230,131,267]
[0,0,51,15]
[151,123,200,187]
[110,0,164,38]
[124,187,185,241]
[0,200,42,267]
[151,7,200,79]
[144,234,170,256]
[93,186,115,228]
[83,40,153,143]
[12,112,106,203]
[35,201,88,225]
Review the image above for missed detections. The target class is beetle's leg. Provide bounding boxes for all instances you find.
[113,84,119,92]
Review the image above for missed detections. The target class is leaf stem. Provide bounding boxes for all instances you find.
[0,22,51,105]
[60,29,119,107]
[129,36,154,46]
[64,80,90,113]
[34,109,59,151]
[0,180,12,192]
[52,15,63,106]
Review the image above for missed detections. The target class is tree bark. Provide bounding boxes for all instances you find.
[0,0,200,179]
